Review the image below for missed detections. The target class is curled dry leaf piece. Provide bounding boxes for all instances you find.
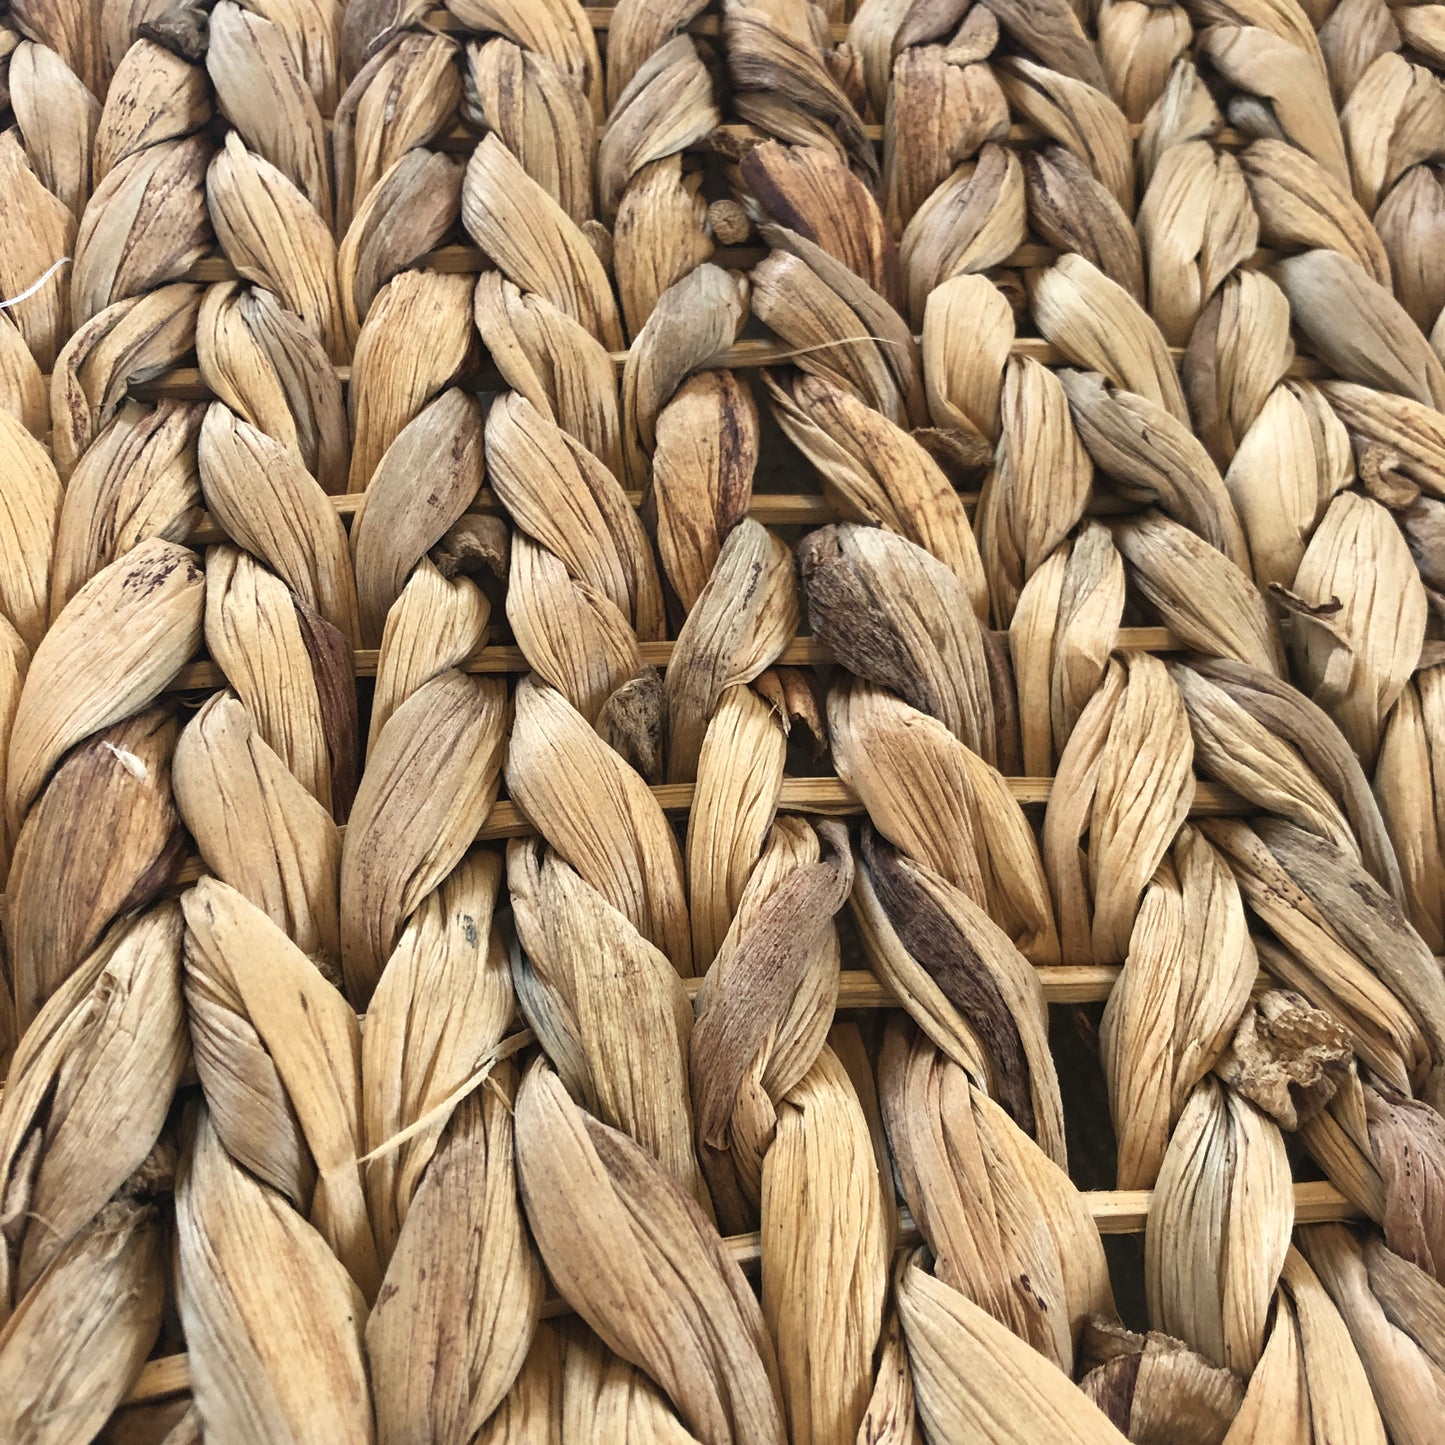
[367,559,494,753]
[340,669,507,1005]
[508,676,691,970]
[0,622,23,887]
[335,33,460,231]
[0,404,63,651]
[1009,522,1125,773]
[5,537,203,830]
[174,692,342,972]
[884,39,1011,236]
[449,0,602,115]
[1378,667,1445,951]
[1275,249,1445,410]
[71,134,211,329]
[651,371,757,613]
[475,271,627,484]
[1078,1316,1244,1444]
[10,39,99,218]
[1289,490,1427,767]
[1226,1246,1387,1442]
[801,524,999,761]
[900,145,1028,325]
[832,678,1058,963]
[723,0,876,183]
[1114,511,1284,675]
[367,1065,543,1445]
[207,0,331,226]
[1239,139,1391,287]
[350,389,485,646]
[749,248,918,424]
[1202,25,1347,183]
[881,1024,1111,1368]
[1137,61,1223,187]
[0,128,76,369]
[485,391,663,651]
[0,904,186,1306]
[1101,826,1256,1188]
[1184,271,1297,470]
[622,262,745,473]
[337,149,462,340]
[1136,141,1258,346]
[1043,652,1196,966]
[598,35,718,221]
[979,356,1094,625]
[667,519,797,782]
[1320,381,1445,498]
[921,271,1013,449]
[0,314,46,437]
[1171,661,1357,861]
[1207,818,1445,1098]
[509,835,704,1204]
[514,1061,787,1445]
[1032,254,1189,422]
[765,373,986,612]
[6,706,183,1030]
[759,1043,890,1445]
[176,1106,374,1445]
[1302,1064,1445,1279]
[0,1155,169,1445]
[347,270,475,492]
[208,132,345,361]
[1213,990,1352,1130]
[1340,53,1445,214]
[1375,166,1445,338]
[50,282,202,478]
[362,851,512,1259]
[199,404,360,644]
[465,36,595,227]
[1221,385,1323,589]
[197,282,347,495]
[1303,1223,1445,1445]
[204,544,357,819]
[1058,370,1249,569]
[1146,1077,1294,1373]
[997,57,1133,213]
[463,133,623,351]
[49,399,204,614]
[688,819,854,1202]
[1025,144,1145,302]
[858,834,1065,1163]
[614,150,713,341]
[94,39,211,184]
[1183,656,1403,899]
[897,1255,1128,1444]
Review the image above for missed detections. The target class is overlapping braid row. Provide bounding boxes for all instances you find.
[0,0,1444,1438]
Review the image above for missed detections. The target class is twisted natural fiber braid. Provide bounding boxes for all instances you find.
[0,34,205,1424]
[431,5,789,1434]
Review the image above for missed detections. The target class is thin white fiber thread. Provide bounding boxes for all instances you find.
[0,257,71,310]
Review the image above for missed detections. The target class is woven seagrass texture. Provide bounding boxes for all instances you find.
[0,0,1443,1439]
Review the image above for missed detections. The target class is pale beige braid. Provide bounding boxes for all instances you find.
[611,20,892,1438]
[0,52,204,1412]
[433,0,701,1400]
